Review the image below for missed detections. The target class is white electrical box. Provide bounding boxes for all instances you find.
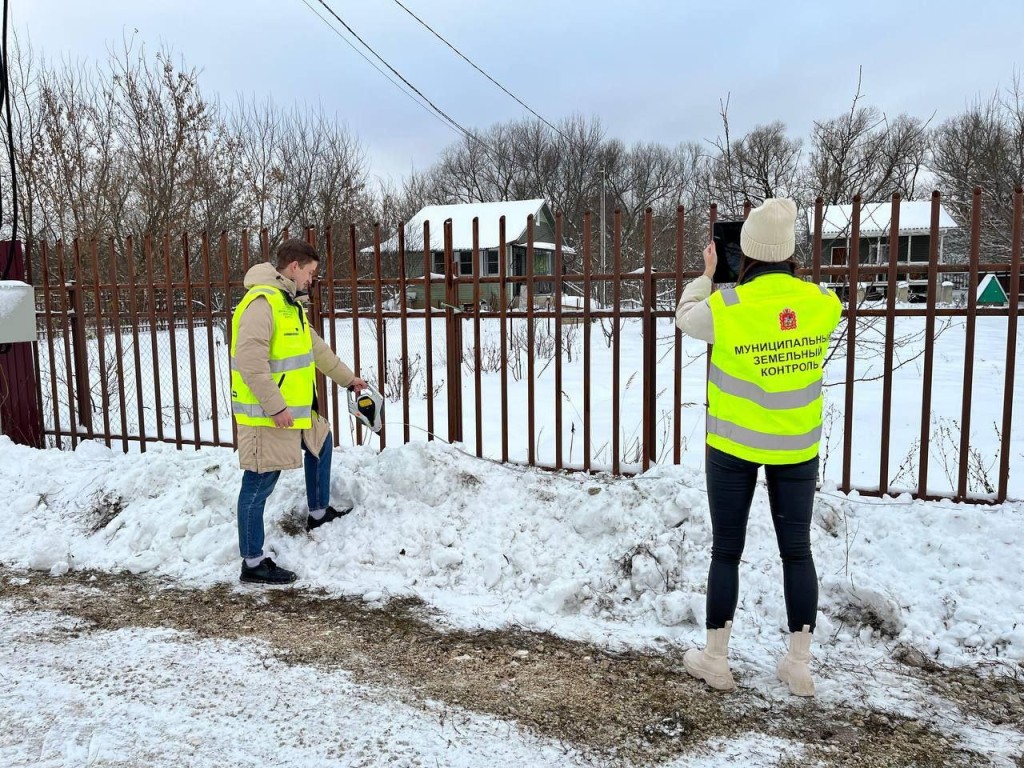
[0,280,36,343]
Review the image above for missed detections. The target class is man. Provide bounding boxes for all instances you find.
[230,238,367,585]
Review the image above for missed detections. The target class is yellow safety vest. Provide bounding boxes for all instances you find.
[230,286,315,429]
[707,273,841,465]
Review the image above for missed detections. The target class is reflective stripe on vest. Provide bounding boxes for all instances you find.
[229,351,315,374]
[709,362,822,410]
[707,416,822,453]
[232,403,313,420]
[707,274,841,465]
[229,285,315,430]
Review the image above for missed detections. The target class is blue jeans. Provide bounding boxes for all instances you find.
[236,434,333,559]
[704,446,819,633]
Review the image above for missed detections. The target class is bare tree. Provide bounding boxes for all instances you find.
[808,70,929,204]
[110,41,221,241]
[705,110,803,212]
[930,74,1024,262]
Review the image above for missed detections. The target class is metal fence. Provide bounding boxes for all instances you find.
[12,190,1024,503]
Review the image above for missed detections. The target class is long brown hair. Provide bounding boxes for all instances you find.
[736,255,797,284]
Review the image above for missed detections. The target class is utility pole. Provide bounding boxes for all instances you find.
[600,166,606,307]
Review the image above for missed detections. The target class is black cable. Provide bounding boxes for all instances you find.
[0,0,17,282]
[302,0,566,206]
[297,0,459,138]
[311,0,474,142]
[389,0,567,141]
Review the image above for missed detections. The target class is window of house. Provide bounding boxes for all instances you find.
[431,252,445,275]
[831,246,848,266]
[511,246,526,275]
[876,243,890,263]
[458,250,474,276]
[909,239,929,262]
[534,250,552,275]
[484,249,500,276]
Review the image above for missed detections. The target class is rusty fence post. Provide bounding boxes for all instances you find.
[67,275,94,436]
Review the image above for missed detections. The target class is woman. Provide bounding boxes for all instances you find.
[675,198,842,696]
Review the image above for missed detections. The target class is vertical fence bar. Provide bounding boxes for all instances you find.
[260,228,269,264]
[348,224,363,445]
[373,224,387,449]
[236,226,249,447]
[70,240,93,439]
[612,209,622,474]
[812,198,824,285]
[878,194,900,493]
[89,239,112,447]
[220,232,238,448]
[444,219,462,445]
[324,226,341,444]
[582,211,593,472]
[526,215,536,464]
[841,196,861,492]
[38,242,62,446]
[124,237,147,452]
[498,217,508,462]
[918,192,943,497]
[181,235,201,448]
[200,233,220,445]
[306,228,328,426]
[673,206,684,465]
[705,204,717,447]
[22,242,45,446]
[423,222,434,443]
[163,234,183,449]
[398,224,411,445]
[642,208,655,470]
[998,188,1023,502]
[56,242,82,445]
[554,211,564,469]
[957,188,983,500]
[472,218,483,457]
[144,236,164,442]
[107,238,129,452]
[241,229,251,276]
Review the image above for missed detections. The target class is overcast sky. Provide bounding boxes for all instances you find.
[17,0,1024,186]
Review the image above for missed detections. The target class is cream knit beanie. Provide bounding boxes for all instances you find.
[740,198,797,263]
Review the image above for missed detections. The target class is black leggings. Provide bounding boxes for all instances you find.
[704,446,819,633]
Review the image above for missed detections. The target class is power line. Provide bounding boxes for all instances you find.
[309,0,475,142]
[297,0,465,138]
[299,0,576,213]
[0,0,18,279]
[389,0,566,140]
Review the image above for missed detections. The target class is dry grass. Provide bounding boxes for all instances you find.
[1,566,1017,767]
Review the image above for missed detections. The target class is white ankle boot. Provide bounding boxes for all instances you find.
[683,620,736,691]
[777,625,815,697]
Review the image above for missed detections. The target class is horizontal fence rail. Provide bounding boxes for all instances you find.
[19,190,1024,503]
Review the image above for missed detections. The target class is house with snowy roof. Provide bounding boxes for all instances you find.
[810,201,958,268]
[808,201,959,300]
[368,199,575,310]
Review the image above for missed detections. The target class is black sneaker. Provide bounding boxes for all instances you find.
[240,557,297,585]
[306,505,352,531]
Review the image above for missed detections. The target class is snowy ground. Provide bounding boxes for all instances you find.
[0,435,1022,766]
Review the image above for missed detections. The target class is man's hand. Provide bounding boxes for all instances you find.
[272,408,294,428]
[348,377,369,394]
[703,242,718,279]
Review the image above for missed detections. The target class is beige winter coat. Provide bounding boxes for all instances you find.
[232,262,356,472]
[675,275,715,343]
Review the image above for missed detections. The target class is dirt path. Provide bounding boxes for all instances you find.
[2,566,1020,767]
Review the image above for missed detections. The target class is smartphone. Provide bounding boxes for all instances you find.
[712,221,745,284]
